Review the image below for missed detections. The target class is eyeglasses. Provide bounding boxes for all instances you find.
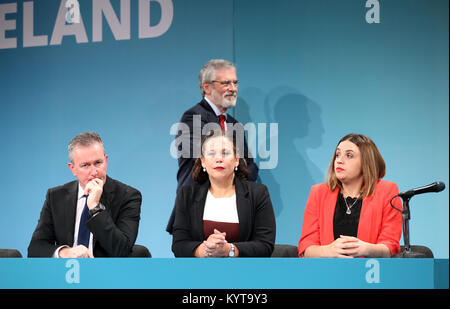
[210,80,240,87]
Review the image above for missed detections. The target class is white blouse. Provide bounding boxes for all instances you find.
[203,190,239,223]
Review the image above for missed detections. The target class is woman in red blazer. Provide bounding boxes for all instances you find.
[298,134,403,258]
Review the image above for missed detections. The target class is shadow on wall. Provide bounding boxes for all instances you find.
[236,86,325,243]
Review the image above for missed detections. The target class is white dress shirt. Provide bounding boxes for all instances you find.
[53,184,94,257]
[203,190,238,223]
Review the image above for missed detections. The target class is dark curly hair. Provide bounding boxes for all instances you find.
[192,130,249,184]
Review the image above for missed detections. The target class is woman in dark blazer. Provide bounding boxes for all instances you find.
[172,130,276,257]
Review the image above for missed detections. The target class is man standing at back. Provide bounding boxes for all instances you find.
[167,59,258,234]
[28,132,142,257]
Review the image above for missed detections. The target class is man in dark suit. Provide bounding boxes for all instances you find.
[167,59,258,233]
[28,132,141,258]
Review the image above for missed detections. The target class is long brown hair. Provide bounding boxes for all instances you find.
[192,130,249,184]
[327,133,385,197]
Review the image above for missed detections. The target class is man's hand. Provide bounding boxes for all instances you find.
[84,178,104,209]
[59,245,93,258]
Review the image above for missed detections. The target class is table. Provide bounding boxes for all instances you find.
[0,258,448,289]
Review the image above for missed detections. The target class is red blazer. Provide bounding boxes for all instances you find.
[298,180,403,257]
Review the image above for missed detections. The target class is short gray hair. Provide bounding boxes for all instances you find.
[68,131,104,163]
[198,59,236,96]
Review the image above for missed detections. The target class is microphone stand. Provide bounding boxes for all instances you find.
[397,196,429,258]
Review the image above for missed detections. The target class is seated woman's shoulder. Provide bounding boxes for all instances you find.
[179,181,206,196]
[241,180,269,192]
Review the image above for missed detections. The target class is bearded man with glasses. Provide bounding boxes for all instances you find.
[166,59,259,234]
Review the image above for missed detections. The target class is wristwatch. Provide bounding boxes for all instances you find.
[228,243,235,257]
[89,203,105,216]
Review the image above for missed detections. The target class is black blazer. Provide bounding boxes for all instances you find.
[171,178,276,257]
[28,176,142,257]
[167,99,259,233]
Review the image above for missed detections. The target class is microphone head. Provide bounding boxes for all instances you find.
[435,181,446,192]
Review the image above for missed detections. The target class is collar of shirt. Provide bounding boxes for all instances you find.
[77,183,86,200]
[204,96,228,120]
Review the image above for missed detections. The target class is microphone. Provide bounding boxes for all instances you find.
[398,181,446,199]
[392,181,445,258]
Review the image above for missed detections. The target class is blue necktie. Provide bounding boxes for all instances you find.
[77,195,91,247]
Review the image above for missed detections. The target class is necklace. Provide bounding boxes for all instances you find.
[343,192,362,215]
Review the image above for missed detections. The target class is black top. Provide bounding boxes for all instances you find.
[333,191,363,240]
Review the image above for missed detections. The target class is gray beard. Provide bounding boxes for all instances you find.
[219,96,237,110]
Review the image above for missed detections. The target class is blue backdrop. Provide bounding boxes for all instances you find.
[1,0,448,258]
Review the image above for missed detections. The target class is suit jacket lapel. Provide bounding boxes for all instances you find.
[357,194,374,242]
[235,178,251,242]
[193,180,209,240]
[323,187,339,244]
[64,181,78,246]
[200,99,220,124]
